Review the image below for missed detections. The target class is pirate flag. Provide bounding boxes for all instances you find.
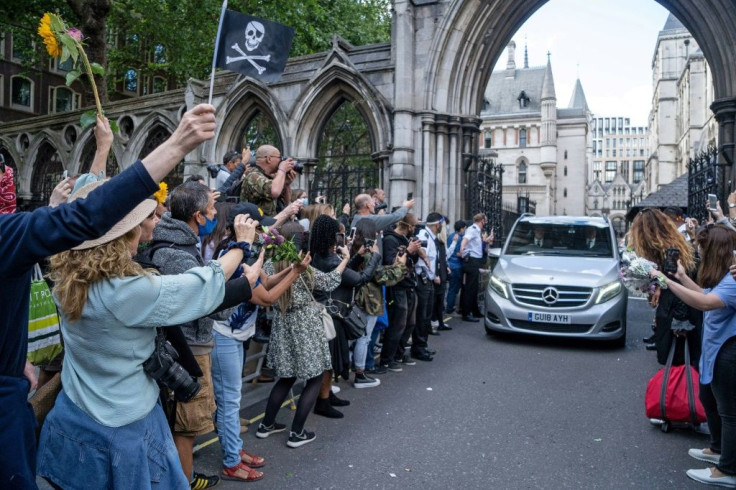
[214,10,294,83]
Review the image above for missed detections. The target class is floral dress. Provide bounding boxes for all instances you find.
[264,260,341,379]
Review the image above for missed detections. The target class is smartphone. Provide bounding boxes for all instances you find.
[62,170,68,180]
[407,192,413,201]
[708,193,718,211]
[397,245,407,257]
[336,232,345,247]
[664,248,680,274]
[348,227,356,241]
[301,231,310,254]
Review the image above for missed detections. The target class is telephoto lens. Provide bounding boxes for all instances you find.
[293,161,304,174]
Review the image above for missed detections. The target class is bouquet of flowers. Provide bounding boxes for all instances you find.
[260,227,300,263]
[619,249,667,296]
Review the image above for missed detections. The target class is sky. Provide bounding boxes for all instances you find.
[492,0,671,126]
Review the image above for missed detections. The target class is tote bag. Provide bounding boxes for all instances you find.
[27,264,63,366]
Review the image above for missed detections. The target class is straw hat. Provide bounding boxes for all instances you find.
[69,180,157,250]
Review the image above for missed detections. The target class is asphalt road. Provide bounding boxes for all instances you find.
[190,296,709,489]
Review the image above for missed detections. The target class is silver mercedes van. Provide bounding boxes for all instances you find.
[483,215,627,347]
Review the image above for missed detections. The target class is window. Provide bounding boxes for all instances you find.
[605,161,617,183]
[11,76,32,109]
[593,161,602,181]
[124,69,138,94]
[518,91,530,109]
[564,150,568,159]
[633,160,645,183]
[241,110,282,151]
[518,161,527,184]
[564,166,567,176]
[484,131,491,149]
[519,128,527,148]
[612,150,616,157]
[49,86,78,113]
[11,32,33,61]
[563,188,567,198]
[51,56,74,72]
[153,44,166,63]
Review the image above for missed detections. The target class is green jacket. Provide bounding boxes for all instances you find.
[354,251,406,316]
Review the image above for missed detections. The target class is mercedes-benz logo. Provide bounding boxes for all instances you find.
[542,287,559,305]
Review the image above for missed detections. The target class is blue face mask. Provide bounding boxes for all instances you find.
[300,197,309,206]
[198,216,217,237]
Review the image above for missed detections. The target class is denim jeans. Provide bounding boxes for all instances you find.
[211,331,245,468]
[354,315,378,370]
[712,336,736,475]
[446,266,463,312]
[365,325,381,370]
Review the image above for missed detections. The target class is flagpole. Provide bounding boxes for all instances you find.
[209,0,228,105]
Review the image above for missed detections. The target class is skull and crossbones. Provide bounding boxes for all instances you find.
[226,21,271,74]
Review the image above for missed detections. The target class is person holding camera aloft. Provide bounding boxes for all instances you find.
[350,193,414,230]
[38,178,257,489]
[241,145,297,215]
[649,224,736,488]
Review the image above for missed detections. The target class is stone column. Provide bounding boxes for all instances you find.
[711,97,736,200]
[447,116,461,217]
[433,114,449,217]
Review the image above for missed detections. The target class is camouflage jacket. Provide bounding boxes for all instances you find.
[240,164,278,215]
[354,251,407,316]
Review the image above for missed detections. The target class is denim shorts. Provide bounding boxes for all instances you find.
[37,390,188,489]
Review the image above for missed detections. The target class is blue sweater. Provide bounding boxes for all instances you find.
[0,161,158,377]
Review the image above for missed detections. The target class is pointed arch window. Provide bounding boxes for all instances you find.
[241,110,282,151]
[313,99,378,209]
[517,90,530,109]
[564,188,568,198]
[518,160,527,184]
[139,125,181,188]
[31,142,63,206]
[484,130,491,149]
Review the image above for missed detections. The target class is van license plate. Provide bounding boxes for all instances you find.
[528,312,571,324]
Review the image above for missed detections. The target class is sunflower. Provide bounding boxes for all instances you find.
[153,182,168,205]
[38,13,61,58]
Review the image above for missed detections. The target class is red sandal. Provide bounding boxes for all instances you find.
[240,449,265,468]
[222,462,264,482]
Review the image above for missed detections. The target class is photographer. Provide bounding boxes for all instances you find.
[350,193,414,230]
[214,150,242,190]
[241,145,297,215]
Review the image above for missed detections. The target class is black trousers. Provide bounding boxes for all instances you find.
[401,279,432,356]
[431,281,447,327]
[380,287,415,364]
[462,257,484,317]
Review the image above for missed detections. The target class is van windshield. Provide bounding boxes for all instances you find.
[505,222,613,257]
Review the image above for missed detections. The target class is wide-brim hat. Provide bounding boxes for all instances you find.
[69,180,157,250]
[227,202,276,227]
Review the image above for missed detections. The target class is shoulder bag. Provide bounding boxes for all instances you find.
[299,276,336,341]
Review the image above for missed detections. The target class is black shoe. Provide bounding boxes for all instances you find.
[438,325,452,331]
[383,361,403,372]
[353,372,381,389]
[190,472,220,489]
[287,429,316,448]
[645,343,657,351]
[445,308,455,314]
[643,335,656,343]
[314,398,344,418]
[400,354,417,366]
[328,391,350,407]
[462,316,480,323]
[366,365,388,375]
[425,348,437,355]
[255,421,287,439]
[411,351,434,362]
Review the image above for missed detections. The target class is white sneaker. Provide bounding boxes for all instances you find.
[331,385,341,394]
[686,468,736,488]
[430,320,439,328]
[689,448,721,465]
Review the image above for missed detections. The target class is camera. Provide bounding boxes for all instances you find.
[365,239,375,248]
[374,203,388,212]
[419,240,428,248]
[206,164,220,179]
[283,157,304,174]
[664,248,680,274]
[143,332,200,402]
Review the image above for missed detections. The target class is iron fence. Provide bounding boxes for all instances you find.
[465,153,504,239]
[688,146,721,224]
[309,159,379,213]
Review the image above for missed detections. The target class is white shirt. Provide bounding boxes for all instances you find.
[415,227,438,280]
[463,224,483,258]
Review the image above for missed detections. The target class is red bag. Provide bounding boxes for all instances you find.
[645,337,706,424]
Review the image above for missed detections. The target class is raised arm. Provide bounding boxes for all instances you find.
[89,116,113,178]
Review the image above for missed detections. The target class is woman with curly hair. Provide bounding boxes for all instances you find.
[650,224,736,487]
[630,208,702,365]
[36,181,258,489]
[310,214,381,415]
[256,221,348,448]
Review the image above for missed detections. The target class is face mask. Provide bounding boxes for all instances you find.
[198,216,217,237]
[300,197,309,206]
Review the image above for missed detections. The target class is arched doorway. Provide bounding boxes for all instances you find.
[139,125,178,188]
[30,142,63,207]
[311,99,378,210]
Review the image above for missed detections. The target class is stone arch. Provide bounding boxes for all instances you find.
[292,63,392,160]
[30,140,64,205]
[21,130,67,191]
[124,111,178,168]
[217,80,287,158]
[66,126,123,177]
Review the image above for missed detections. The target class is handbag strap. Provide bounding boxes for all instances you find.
[660,336,677,421]
[32,263,43,282]
[683,338,700,425]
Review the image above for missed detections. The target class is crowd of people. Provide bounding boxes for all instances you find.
[0,106,497,489]
[627,201,736,488]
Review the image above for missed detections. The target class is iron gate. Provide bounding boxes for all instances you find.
[688,146,721,224]
[465,153,504,239]
[310,163,379,212]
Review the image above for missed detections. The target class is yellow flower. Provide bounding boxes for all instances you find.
[38,13,61,58]
[153,182,168,205]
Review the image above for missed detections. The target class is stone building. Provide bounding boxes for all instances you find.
[2,1,736,226]
[479,42,592,216]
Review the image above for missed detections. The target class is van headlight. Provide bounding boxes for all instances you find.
[596,280,622,304]
[489,275,509,299]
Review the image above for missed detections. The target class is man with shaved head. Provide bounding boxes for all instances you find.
[240,144,295,215]
[350,193,414,230]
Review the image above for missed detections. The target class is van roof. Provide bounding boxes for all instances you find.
[519,216,609,228]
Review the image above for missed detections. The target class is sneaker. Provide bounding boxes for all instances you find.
[430,320,439,328]
[384,361,403,372]
[688,448,721,464]
[686,468,736,487]
[287,430,316,448]
[366,365,388,375]
[331,385,341,394]
[400,355,417,366]
[255,422,287,439]
[190,472,220,489]
[354,372,381,388]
